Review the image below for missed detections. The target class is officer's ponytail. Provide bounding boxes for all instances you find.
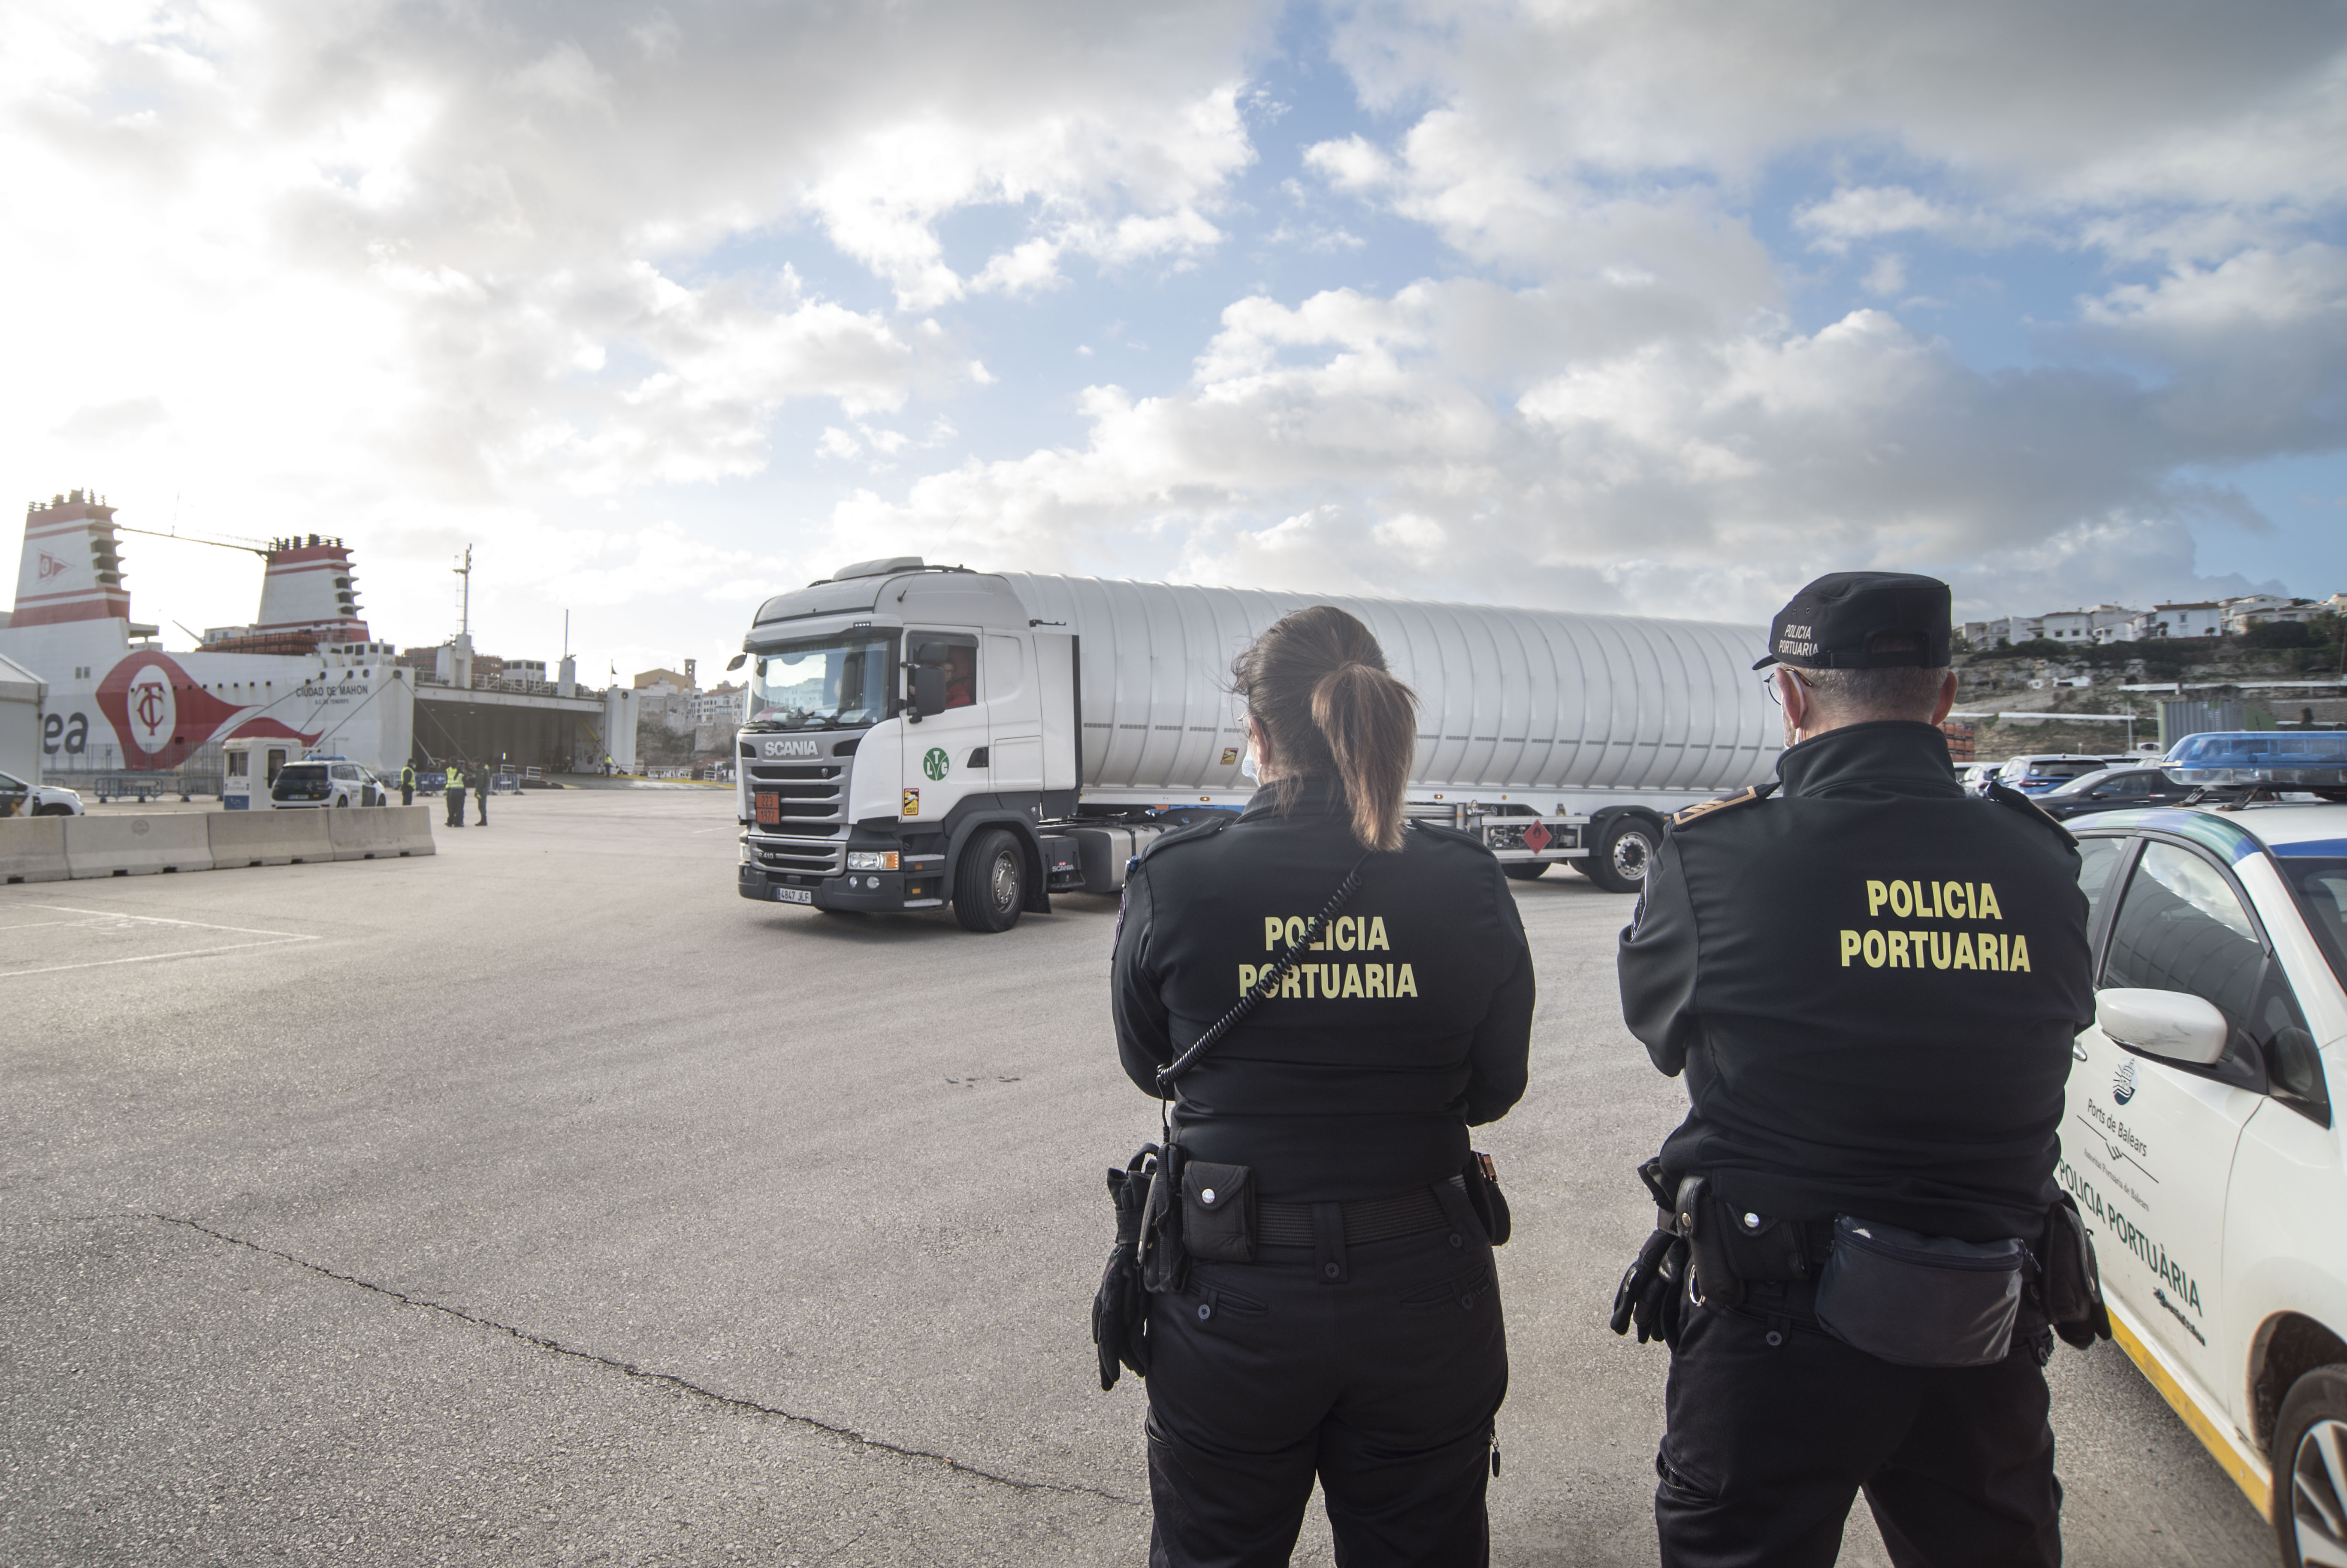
[1232,606,1418,852]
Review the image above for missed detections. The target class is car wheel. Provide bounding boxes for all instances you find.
[1587,816,1658,894]
[1501,862,1549,881]
[2277,1364,2347,1568]
[953,827,1025,933]
[34,804,73,817]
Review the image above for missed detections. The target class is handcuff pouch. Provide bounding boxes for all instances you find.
[1180,1161,1257,1263]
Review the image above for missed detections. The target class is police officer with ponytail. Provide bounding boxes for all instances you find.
[1612,573,2103,1567]
[1112,605,1536,1568]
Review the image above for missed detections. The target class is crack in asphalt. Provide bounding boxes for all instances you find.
[146,1212,1139,1508]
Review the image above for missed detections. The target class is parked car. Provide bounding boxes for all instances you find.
[2062,731,2347,1563]
[2034,765,2199,822]
[1959,762,2000,790]
[1997,753,2115,794]
[268,759,385,809]
[0,769,84,816]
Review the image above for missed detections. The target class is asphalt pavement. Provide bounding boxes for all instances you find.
[0,790,2277,1565]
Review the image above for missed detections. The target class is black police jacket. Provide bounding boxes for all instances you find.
[1617,721,2094,1243]
[1113,776,1534,1204]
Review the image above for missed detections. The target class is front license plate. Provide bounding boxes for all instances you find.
[772,886,813,905]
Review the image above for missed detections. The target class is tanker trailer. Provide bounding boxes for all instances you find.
[732,558,1777,931]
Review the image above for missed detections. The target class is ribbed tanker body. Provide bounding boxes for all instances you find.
[996,574,1774,804]
[736,562,1779,928]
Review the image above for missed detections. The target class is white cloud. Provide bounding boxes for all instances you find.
[821,274,2323,621]
[7,0,2344,674]
[1797,187,1959,254]
[0,0,1272,668]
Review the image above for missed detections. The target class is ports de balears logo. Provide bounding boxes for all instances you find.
[2113,1058,2137,1106]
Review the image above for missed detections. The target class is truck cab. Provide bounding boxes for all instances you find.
[735,561,1081,930]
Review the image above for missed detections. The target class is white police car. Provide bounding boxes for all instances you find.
[2062,733,2347,1565]
[0,768,84,816]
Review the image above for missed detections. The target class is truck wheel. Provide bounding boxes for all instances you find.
[1501,862,1549,882]
[1588,816,1658,894]
[953,828,1025,933]
[2276,1364,2347,1568]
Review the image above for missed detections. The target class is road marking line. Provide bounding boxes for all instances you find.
[21,905,311,940]
[0,936,318,979]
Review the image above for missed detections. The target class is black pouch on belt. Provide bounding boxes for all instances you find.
[1461,1152,1511,1246]
[2040,1191,2114,1349]
[1139,1143,1190,1294]
[1814,1215,2025,1367]
[1180,1161,1256,1263]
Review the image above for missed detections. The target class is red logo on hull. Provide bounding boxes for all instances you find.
[95,653,276,769]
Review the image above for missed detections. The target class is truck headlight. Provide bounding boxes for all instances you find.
[846,851,900,871]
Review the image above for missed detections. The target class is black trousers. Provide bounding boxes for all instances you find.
[1145,1184,1506,1568]
[475,788,488,822]
[447,790,465,826]
[1656,1285,2060,1568]
[401,786,414,805]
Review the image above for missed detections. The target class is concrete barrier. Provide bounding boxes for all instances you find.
[206,808,332,868]
[62,813,216,878]
[327,804,436,861]
[0,816,72,884]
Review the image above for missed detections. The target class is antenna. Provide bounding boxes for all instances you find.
[563,609,570,660]
[453,544,473,637]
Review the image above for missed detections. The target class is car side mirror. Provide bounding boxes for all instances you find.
[2096,987,2231,1066]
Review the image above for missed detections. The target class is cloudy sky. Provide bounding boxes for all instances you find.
[5,0,2344,681]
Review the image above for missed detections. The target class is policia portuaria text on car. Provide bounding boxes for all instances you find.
[1611,571,2114,1568]
[1104,606,1535,1568]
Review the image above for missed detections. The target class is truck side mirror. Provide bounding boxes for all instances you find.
[2095,987,2230,1066]
[725,653,747,672]
[910,665,947,718]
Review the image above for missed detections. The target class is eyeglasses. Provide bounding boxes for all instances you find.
[1760,668,1815,707]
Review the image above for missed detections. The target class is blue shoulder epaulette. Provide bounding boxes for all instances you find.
[1982,779,2078,848]
[1671,782,1778,828]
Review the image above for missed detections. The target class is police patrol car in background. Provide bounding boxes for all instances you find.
[2060,732,2347,1565]
[0,768,84,816]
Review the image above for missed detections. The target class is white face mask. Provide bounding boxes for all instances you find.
[1241,745,1260,781]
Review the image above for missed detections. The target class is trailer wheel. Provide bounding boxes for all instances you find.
[1501,862,1549,882]
[1588,816,1658,894]
[954,828,1025,933]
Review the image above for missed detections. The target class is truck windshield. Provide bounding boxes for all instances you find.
[748,634,895,730]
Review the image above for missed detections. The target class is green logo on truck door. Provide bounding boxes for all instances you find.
[923,746,951,781]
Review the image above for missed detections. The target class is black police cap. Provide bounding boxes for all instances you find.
[1752,571,1952,671]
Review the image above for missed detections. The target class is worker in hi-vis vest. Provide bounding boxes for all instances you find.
[444,762,466,827]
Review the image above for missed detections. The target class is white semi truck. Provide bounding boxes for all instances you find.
[732,559,1778,931]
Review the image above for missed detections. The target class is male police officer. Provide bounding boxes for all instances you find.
[445,761,466,827]
[399,760,416,806]
[1613,572,2095,1568]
